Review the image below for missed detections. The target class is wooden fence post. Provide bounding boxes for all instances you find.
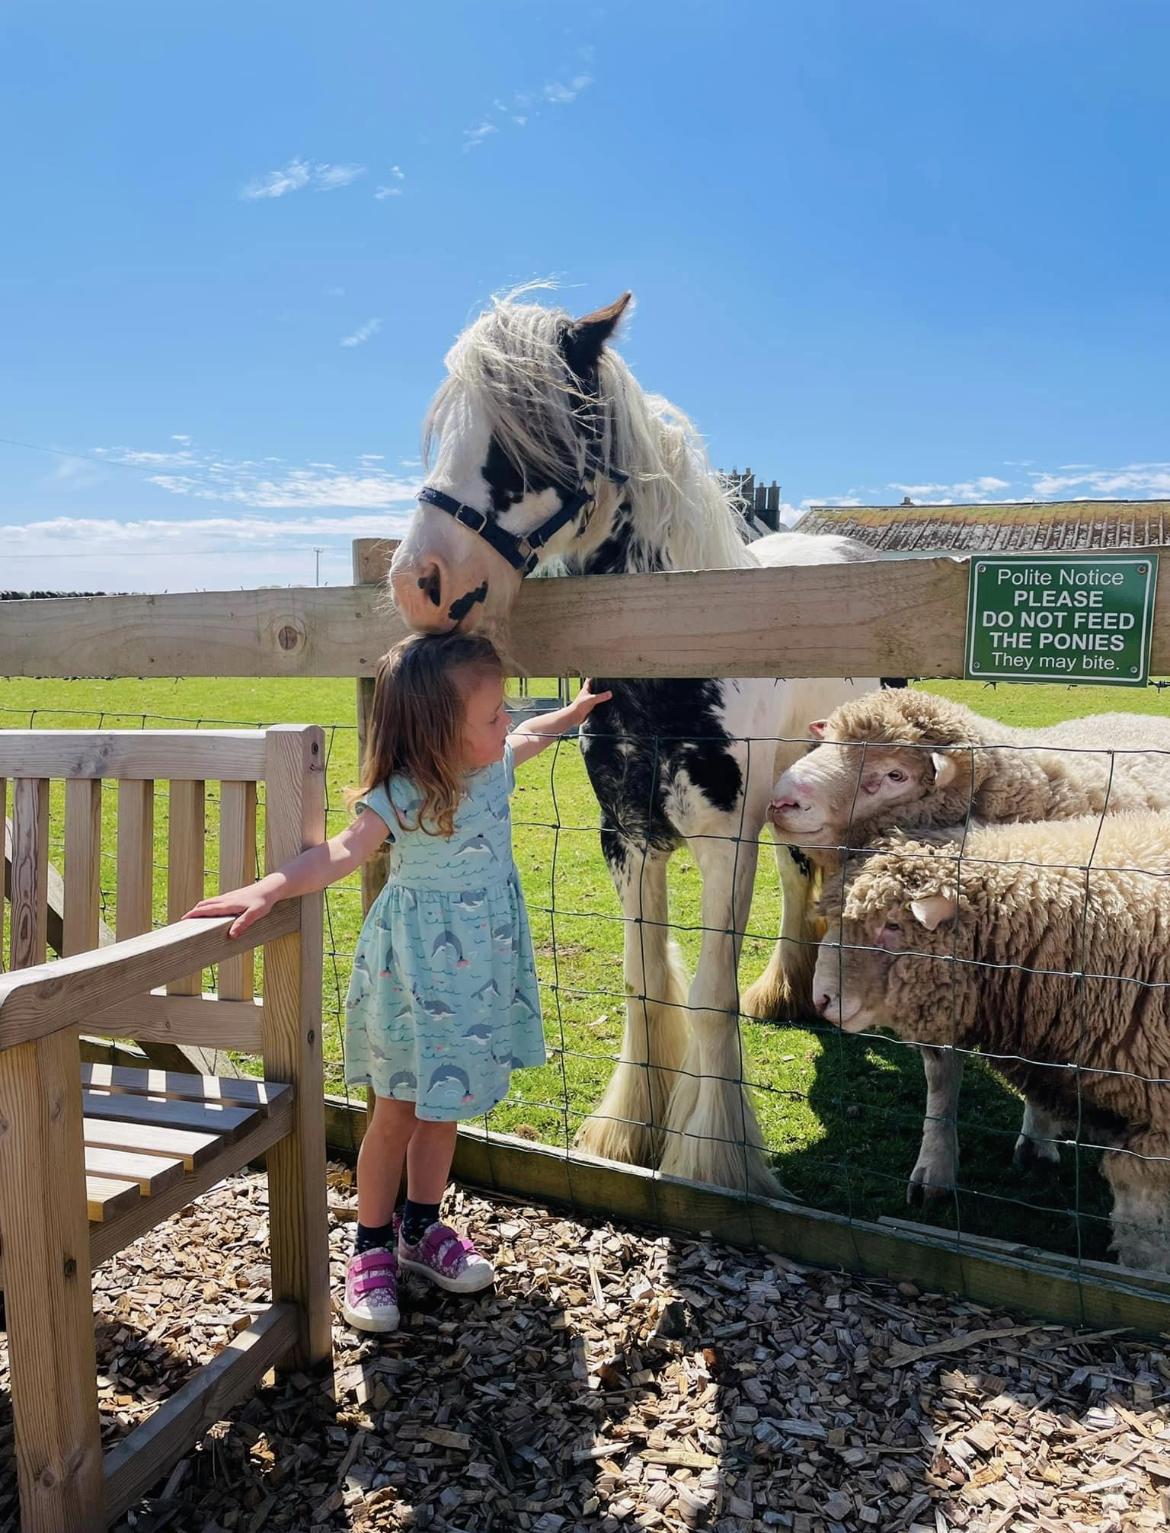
[0,775,104,1530]
[351,540,399,1128]
[263,725,330,1370]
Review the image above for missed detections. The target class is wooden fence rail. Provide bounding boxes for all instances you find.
[4,541,1168,680]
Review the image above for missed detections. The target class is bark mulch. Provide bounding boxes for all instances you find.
[1,1164,1168,1532]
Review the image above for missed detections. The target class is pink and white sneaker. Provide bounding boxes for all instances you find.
[342,1246,400,1333]
[397,1222,494,1294]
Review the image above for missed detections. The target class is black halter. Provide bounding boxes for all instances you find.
[417,468,628,577]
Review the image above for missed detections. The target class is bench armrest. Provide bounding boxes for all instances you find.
[0,902,300,1049]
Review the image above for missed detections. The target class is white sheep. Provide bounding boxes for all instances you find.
[758,688,1170,1201]
[813,812,1170,1271]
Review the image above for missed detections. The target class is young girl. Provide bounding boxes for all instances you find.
[188,633,610,1334]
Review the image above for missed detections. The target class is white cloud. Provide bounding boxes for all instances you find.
[375,165,406,196]
[1029,463,1170,497]
[314,162,365,191]
[793,461,1170,516]
[340,317,382,348]
[326,286,346,298]
[543,74,592,104]
[89,441,420,511]
[465,67,594,148]
[463,121,498,150]
[240,158,366,200]
[171,433,191,444]
[1,510,418,593]
[888,476,1011,502]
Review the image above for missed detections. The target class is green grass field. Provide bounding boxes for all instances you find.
[4,672,1168,1261]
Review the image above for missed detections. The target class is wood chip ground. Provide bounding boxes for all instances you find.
[1,1164,1168,1532]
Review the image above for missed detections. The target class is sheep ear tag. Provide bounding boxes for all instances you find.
[931,752,960,788]
[909,892,958,931]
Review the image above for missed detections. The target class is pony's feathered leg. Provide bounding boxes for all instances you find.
[659,796,785,1196]
[575,841,690,1167]
[741,840,824,1022]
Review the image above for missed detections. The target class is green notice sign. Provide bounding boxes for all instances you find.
[965,554,1158,686]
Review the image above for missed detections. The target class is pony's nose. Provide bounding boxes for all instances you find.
[390,550,454,630]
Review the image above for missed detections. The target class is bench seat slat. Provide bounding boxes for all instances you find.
[86,1175,142,1221]
[80,1063,289,1113]
[81,1089,257,1140]
[82,1115,222,1168]
[84,1145,186,1197]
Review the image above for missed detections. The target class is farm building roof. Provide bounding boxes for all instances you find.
[792,499,1170,555]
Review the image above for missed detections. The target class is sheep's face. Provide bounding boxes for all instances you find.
[769,733,963,845]
[813,915,894,1032]
[814,864,970,1039]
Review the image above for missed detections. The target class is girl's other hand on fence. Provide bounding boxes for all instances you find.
[566,680,613,725]
[184,887,273,939]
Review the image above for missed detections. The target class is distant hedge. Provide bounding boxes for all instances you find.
[1,590,111,599]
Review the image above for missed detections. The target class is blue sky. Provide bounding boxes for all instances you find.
[2,1,1168,590]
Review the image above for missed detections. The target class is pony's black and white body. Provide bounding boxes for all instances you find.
[391,291,876,1192]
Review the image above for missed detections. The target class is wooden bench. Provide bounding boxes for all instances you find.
[0,725,331,1532]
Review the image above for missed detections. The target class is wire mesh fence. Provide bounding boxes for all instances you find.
[2,686,1169,1289]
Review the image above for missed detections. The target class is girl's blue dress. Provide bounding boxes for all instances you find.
[344,743,545,1120]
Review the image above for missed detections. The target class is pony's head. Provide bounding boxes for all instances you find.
[391,290,633,633]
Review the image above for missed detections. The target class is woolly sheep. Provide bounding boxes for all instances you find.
[813,812,1170,1271]
[768,688,1170,855]
[755,688,1170,1201]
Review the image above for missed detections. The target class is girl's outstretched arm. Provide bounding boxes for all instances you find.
[508,680,613,767]
[185,809,389,937]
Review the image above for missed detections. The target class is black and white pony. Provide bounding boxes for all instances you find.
[390,291,878,1194]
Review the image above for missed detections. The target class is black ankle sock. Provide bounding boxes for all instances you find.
[354,1219,396,1255]
[401,1200,441,1246]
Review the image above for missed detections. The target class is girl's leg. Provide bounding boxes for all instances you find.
[344,1097,415,1334]
[397,1115,494,1295]
[356,1096,417,1230]
[404,1118,458,1205]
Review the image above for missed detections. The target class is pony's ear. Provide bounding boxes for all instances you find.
[564,293,632,374]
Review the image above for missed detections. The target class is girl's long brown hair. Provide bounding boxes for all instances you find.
[350,632,505,837]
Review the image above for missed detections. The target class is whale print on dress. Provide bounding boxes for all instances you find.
[432,930,471,968]
[453,833,494,862]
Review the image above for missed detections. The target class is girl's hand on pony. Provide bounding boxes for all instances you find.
[564,680,613,726]
[184,885,273,939]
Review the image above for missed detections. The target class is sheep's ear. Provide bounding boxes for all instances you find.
[910,891,958,931]
[931,751,960,788]
[808,719,827,740]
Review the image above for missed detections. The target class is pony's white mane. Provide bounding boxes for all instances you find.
[424,289,756,574]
